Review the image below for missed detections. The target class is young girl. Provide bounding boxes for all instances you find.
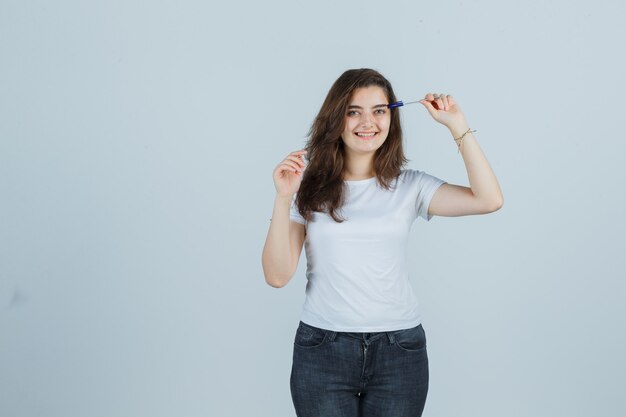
[262,68,503,417]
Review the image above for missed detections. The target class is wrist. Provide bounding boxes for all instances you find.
[448,121,471,138]
[275,194,294,203]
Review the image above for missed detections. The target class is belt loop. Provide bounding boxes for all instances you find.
[386,331,396,344]
[327,330,337,342]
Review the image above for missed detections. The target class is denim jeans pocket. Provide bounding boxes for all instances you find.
[293,322,327,349]
[393,323,427,352]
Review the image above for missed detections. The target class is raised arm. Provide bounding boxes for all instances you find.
[419,93,503,217]
[261,149,308,288]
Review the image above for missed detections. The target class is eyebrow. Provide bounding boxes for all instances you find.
[347,104,388,109]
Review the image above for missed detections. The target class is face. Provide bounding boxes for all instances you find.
[340,85,391,157]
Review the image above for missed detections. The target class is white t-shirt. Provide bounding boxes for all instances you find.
[289,169,447,332]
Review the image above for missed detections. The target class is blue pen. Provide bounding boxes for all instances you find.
[387,100,422,109]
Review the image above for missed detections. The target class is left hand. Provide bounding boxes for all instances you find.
[419,93,468,130]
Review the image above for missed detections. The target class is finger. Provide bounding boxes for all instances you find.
[291,150,308,157]
[447,95,456,107]
[419,99,437,115]
[289,153,306,161]
[436,94,444,109]
[288,161,303,171]
[280,161,301,172]
[286,155,306,169]
[426,93,442,110]
[288,150,308,163]
[442,95,450,111]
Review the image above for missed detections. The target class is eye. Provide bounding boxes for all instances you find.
[375,109,387,115]
[347,110,359,116]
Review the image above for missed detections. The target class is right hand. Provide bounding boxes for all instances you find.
[273,149,307,196]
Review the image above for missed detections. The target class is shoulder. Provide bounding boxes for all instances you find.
[398,169,446,191]
[400,168,441,181]
[398,168,423,183]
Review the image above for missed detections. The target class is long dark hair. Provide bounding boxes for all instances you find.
[295,68,408,223]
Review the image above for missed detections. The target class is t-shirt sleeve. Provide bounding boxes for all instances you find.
[414,170,447,221]
[289,194,306,224]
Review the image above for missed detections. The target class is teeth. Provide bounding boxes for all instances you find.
[356,132,376,137]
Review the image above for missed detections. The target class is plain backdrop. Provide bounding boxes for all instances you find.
[1,1,625,416]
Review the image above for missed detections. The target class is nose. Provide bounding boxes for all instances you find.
[359,112,374,128]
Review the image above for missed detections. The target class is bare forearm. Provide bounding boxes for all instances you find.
[262,194,294,285]
[449,122,503,206]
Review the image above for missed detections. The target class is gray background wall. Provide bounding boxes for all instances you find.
[1,1,624,416]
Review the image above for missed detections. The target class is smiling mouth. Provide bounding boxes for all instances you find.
[355,132,378,139]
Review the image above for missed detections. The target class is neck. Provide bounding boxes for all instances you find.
[343,153,375,180]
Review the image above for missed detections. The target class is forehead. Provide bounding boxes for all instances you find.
[349,86,388,104]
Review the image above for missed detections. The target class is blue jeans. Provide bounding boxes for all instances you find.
[290,321,429,417]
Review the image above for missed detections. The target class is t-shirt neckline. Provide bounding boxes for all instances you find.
[344,176,376,185]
